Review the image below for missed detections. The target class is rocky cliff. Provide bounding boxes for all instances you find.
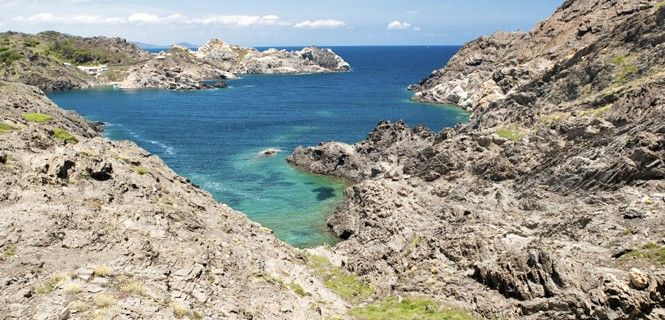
[0,81,358,319]
[289,0,665,318]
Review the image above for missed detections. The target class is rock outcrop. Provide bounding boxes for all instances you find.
[118,40,349,90]
[196,39,350,75]
[120,46,232,90]
[290,0,665,318]
[0,81,351,319]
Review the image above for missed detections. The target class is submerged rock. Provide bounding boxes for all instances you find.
[260,148,281,157]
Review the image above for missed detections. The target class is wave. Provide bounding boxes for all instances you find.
[105,123,176,156]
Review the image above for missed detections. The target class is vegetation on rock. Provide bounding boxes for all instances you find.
[22,112,53,123]
[351,297,475,320]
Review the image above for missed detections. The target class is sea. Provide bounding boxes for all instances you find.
[48,46,466,248]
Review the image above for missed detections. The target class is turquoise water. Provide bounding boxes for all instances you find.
[48,46,467,247]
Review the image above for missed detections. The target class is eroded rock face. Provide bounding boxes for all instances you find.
[0,82,349,319]
[290,0,665,318]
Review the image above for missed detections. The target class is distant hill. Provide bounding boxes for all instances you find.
[0,31,151,90]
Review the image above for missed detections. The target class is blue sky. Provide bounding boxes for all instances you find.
[0,0,563,46]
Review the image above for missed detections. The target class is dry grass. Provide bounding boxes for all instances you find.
[93,266,113,277]
[93,293,117,307]
[120,281,146,296]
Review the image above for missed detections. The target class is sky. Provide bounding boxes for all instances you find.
[0,0,563,46]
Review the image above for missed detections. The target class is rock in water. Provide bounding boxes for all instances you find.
[260,148,281,157]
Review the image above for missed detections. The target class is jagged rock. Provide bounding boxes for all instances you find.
[88,162,112,181]
[290,0,665,318]
[629,268,649,289]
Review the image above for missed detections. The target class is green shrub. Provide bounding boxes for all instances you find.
[0,50,23,65]
[308,255,372,303]
[136,167,148,175]
[22,112,53,123]
[52,128,78,144]
[48,40,110,64]
[25,39,40,47]
[351,297,475,320]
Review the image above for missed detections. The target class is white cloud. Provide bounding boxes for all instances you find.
[294,19,346,29]
[12,12,289,27]
[387,20,411,30]
[199,15,286,27]
[413,27,421,32]
[13,13,57,22]
[13,13,112,24]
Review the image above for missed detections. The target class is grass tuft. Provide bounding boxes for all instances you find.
[171,302,201,319]
[289,281,310,297]
[351,297,475,320]
[3,244,16,258]
[307,255,373,303]
[53,128,78,144]
[612,54,639,85]
[623,242,665,266]
[69,300,89,312]
[0,123,16,133]
[578,104,612,118]
[120,281,146,296]
[22,112,53,123]
[93,293,117,307]
[136,167,148,175]
[496,127,526,141]
[36,273,70,294]
[655,1,665,10]
[64,282,84,294]
[93,265,113,277]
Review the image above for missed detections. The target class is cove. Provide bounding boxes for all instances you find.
[48,46,468,248]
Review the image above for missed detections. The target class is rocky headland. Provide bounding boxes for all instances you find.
[195,39,351,75]
[0,32,350,91]
[289,0,665,318]
[121,40,350,90]
[119,46,231,90]
[0,31,151,91]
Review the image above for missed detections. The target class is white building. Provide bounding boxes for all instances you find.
[77,65,108,77]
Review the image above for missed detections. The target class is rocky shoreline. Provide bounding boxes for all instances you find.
[289,0,665,318]
[1,0,664,318]
[0,32,350,91]
[0,81,353,319]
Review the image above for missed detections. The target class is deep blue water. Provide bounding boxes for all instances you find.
[48,46,466,247]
